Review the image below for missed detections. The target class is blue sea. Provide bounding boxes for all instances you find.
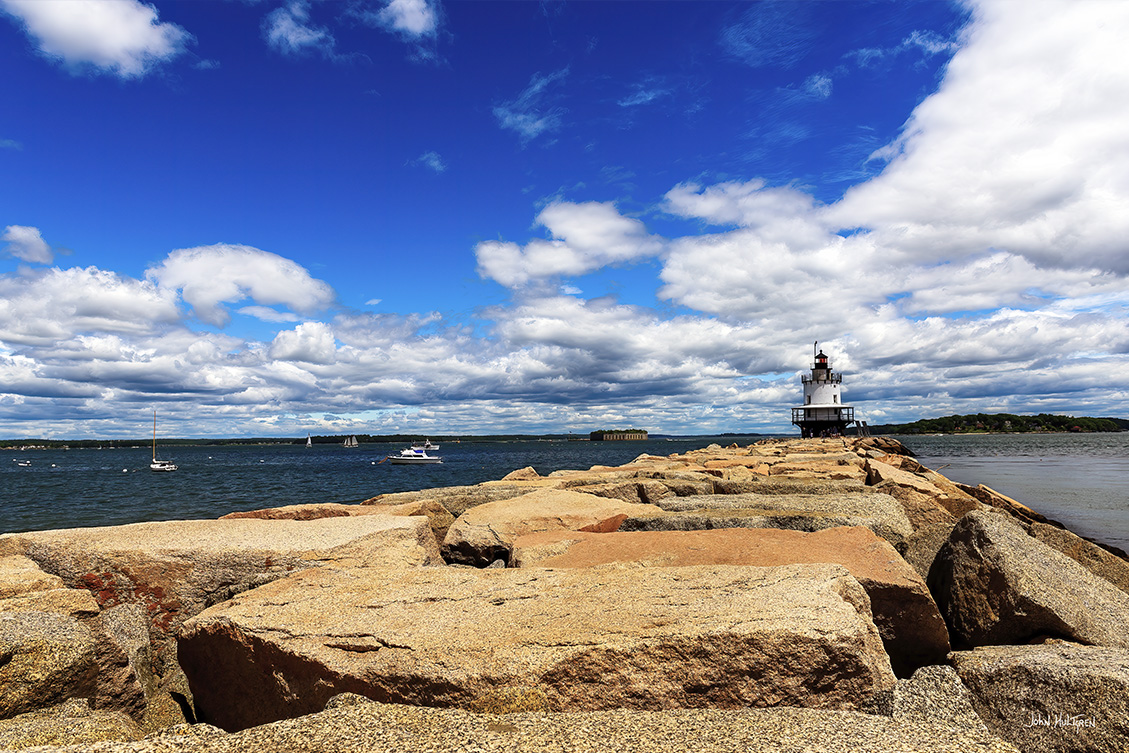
[0,438,729,535]
[899,432,1129,554]
[3,433,1127,554]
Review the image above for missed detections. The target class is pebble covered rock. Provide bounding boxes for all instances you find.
[10,696,1021,753]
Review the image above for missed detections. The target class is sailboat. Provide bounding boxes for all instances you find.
[150,410,178,472]
[343,435,359,448]
[306,434,312,448]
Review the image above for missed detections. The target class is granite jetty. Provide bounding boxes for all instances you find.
[0,437,1127,752]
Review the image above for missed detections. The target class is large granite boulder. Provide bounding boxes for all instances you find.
[0,556,65,598]
[510,526,948,677]
[0,695,1020,752]
[441,488,661,566]
[866,458,981,518]
[869,482,959,579]
[0,611,98,719]
[1025,521,1129,596]
[558,479,676,506]
[0,515,442,672]
[0,584,179,729]
[619,492,913,551]
[223,499,456,543]
[0,586,99,621]
[929,510,1129,648]
[957,483,1058,527]
[711,476,868,496]
[855,436,916,457]
[886,664,990,734]
[178,563,896,731]
[0,698,141,750]
[362,482,551,517]
[951,643,1129,753]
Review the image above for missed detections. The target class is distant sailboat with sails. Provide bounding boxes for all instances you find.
[343,435,359,448]
[150,410,177,472]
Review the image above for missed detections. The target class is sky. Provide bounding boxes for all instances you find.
[2,0,1128,439]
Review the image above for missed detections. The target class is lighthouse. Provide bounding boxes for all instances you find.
[791,344,855,438]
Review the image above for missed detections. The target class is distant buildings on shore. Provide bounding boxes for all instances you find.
[589,429,649,441]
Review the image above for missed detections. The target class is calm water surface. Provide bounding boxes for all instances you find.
[4,433,1127,553]
[0,438,730,534]
[899,432,1129,553]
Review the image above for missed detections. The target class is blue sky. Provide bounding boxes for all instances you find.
[2,0,1128,438]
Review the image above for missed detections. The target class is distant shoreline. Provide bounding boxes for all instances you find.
[0,433,773,450]
[871,412,1128,435]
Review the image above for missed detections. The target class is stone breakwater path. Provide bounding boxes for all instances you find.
[0,437,1127,753]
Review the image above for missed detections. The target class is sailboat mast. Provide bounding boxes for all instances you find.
[152,409,157,462]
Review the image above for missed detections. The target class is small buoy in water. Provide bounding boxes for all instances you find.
[122,469,128,473]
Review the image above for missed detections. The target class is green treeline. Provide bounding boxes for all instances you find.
[872,413,1129,435]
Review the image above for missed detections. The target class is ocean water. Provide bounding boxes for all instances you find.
[899,432,1129,554]
[4,433,1127,554]
[0,438,731,535]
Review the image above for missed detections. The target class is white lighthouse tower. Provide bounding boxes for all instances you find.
[791,343,854,438]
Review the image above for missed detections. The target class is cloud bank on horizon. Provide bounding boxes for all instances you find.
[1,0,1128,438]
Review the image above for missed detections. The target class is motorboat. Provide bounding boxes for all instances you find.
[411,439,440,452]
[386,448,442,464]
[150,410,178,472]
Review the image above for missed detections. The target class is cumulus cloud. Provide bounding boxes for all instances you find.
[0,0,191,77]
[269,321,338,364]
[2,225,53,264]
[0,266,181,347]
[4,0,1129,437]
[263,1,335,57]
[657,1,1129,330]
[147,244,335,326]
[370,0,439,38]
[237,306,301,323]
[832,0,1129,273]
[475,201,665,288]
[493,69,569,144]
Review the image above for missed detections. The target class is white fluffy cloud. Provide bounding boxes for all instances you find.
[0,266,180,347]
[0,0,190,77]
[269,321,338,364]
[147,244,335,326]
[476,201,664,288]
[1,225,52,264]
[652,0,1129,373]
[374,0,439,38]
[829,0,1129,272]
[3,0,1129,437]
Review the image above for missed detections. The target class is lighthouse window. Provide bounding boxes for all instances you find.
[833,395,838,403]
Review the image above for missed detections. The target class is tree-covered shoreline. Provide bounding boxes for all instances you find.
[872,413,1129,435]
